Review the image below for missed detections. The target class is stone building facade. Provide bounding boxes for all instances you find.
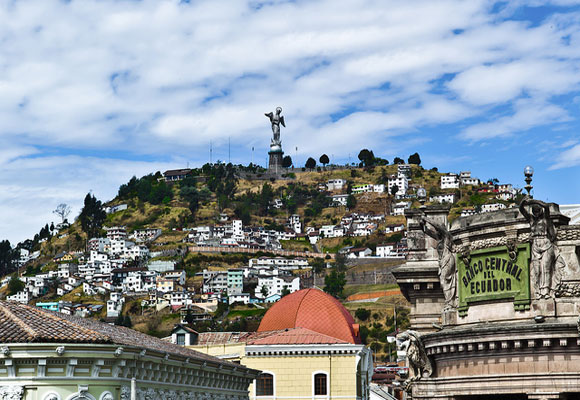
[393,202,580,400]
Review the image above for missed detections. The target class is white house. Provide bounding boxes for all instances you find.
[388,174,408,196]
[352,184,373,194]
[320,225,345,238]
[392,201,411,216]
[7,290,30,304]
[331,194,349,207]
[255,275,300,299]
[441,174,460,189]
[288,214,302,234]
[229,293,251,305]
[129,228,162,243]
[351,223,377,237]
[430,193,457,204]
[373,184,385,193]
[461,208,478,217]
[376,243,396,258]
[327,179,347,191]
[481,203,507,213]
[347,248,372,259]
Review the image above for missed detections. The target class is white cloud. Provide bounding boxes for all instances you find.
[1,0,580,241]
[550,143,580,169]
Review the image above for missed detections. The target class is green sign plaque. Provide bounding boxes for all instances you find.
[457,243,531,316]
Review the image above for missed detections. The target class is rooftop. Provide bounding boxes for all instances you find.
[0,301,233,366]
[257,288,361,344]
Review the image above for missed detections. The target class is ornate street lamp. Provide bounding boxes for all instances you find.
[524,165,534,197]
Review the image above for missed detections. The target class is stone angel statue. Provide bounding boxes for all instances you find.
[421,216,457,309]
[265,107,285,144]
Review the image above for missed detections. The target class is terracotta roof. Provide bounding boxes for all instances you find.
[196,330,283,345]
[248,327,349,345]
[0,301,233,366]
[257,288,361,344]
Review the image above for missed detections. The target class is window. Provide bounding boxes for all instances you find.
[176,333,185,345]
[314,373,327,395]
[256,373,274,396]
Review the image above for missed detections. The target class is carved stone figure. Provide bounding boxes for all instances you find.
[0,385,24,399]
[55,346,65,356]
[120,386,131,400]
[396,331,432,390]
[520,197,562,298]
[99,392,114,400]
[1,346,10,357]
[421,216,457,309]
[264,107,285,145]
[43,394,60,400]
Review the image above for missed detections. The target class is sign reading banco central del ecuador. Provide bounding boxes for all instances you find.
[457,243,531,316]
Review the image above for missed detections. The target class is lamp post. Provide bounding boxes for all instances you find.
[524,165,534,197]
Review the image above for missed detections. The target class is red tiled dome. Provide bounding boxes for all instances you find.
[257,288,361,344]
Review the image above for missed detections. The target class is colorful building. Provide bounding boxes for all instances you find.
[179,288,373,400]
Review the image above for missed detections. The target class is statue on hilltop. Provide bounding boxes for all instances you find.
[265,107,285,145]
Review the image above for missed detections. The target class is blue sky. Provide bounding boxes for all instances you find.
[1,0,580,243]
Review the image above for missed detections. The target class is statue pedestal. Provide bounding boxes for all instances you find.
[442,309,457,326]
[532,298,556,318]
[268,148,284,173]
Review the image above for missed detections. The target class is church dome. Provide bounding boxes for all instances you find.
[257,288,361,344]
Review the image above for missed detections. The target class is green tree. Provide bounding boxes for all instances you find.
[79,193,106,240]
[0,240,16,276]
[311,258,326,274]
[408,152,421,165]
[282,155,293,169]
[281,286,291,297]
[305,157,316,170]
[180,186,200,217]
[355,308,371,321]
[319,154,329,167]
[324,269,346,298]
[357,149,375,167]
[261,285,269,298]
[393,157,404,164]
[390,184,399,196]
[346,194,357,209]
[334,252,347,272]
[7,276,24,295]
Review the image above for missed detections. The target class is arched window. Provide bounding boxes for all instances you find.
[314,372,328,396]
[256,372,274,396]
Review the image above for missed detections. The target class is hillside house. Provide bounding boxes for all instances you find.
[430,193,458,204]
[320,225,345,238]
[441,173,460,189]
[163,168,192,182]
[129,228,162,242]
[331,194,349,207]
[255,275,300,299]
[346,247,372,259]
[327,179,347,191]
[392,201,411,216]
[388,174,408,196]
